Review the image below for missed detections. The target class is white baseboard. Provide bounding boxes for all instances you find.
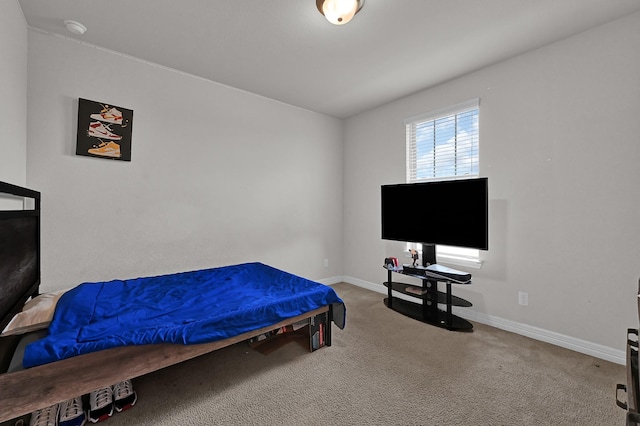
[340,276,625,365]
[317,276,344,286]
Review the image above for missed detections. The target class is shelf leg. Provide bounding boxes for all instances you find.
[446,282,452,328]
[387,269,393,309]
[422,279,428,319]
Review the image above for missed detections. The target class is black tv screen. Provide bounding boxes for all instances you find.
[381,177,488,250]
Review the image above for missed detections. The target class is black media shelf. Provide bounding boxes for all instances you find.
[383,264,474,332]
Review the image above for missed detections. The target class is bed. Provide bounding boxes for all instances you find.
[0,181,345,423]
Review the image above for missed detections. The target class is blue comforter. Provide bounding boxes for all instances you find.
[23,262,345,368]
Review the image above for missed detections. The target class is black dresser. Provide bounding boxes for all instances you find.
[617,280,640,425]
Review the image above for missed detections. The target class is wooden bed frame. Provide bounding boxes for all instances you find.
[0,181,334,423]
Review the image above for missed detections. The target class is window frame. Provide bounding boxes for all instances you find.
[403,98,483,268]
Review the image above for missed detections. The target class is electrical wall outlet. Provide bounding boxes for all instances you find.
[324,259,329,268]
[518,291,528,306]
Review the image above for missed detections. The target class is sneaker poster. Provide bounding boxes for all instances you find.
[76,98,133,161]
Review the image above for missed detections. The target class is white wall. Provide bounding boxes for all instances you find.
[0,0,27,188]
[343,11,640,354]
[26,31,344,291]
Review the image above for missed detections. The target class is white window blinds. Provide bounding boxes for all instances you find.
[405,98,479,182]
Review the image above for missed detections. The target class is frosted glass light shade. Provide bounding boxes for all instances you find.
[318,0,364,25]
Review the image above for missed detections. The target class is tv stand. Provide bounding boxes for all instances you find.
[383,244,474,331]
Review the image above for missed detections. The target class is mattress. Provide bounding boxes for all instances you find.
[23,262,345,368]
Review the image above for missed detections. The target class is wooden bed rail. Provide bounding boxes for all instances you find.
[0,306,329,423]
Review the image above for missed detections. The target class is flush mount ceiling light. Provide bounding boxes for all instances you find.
[316,0,365,25]
[64,20,87,35]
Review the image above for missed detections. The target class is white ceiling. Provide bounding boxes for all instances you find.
[18,0,640,119]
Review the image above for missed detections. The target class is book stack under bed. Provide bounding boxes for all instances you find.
[248,312,329,355]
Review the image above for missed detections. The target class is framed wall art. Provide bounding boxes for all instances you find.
[76,98,134,161]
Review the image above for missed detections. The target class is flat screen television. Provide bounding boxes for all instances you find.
[381,177,488,264]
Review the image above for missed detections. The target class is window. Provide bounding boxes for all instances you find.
[403,98,481,268]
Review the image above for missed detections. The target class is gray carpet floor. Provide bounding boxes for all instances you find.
[104,282,626,425]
